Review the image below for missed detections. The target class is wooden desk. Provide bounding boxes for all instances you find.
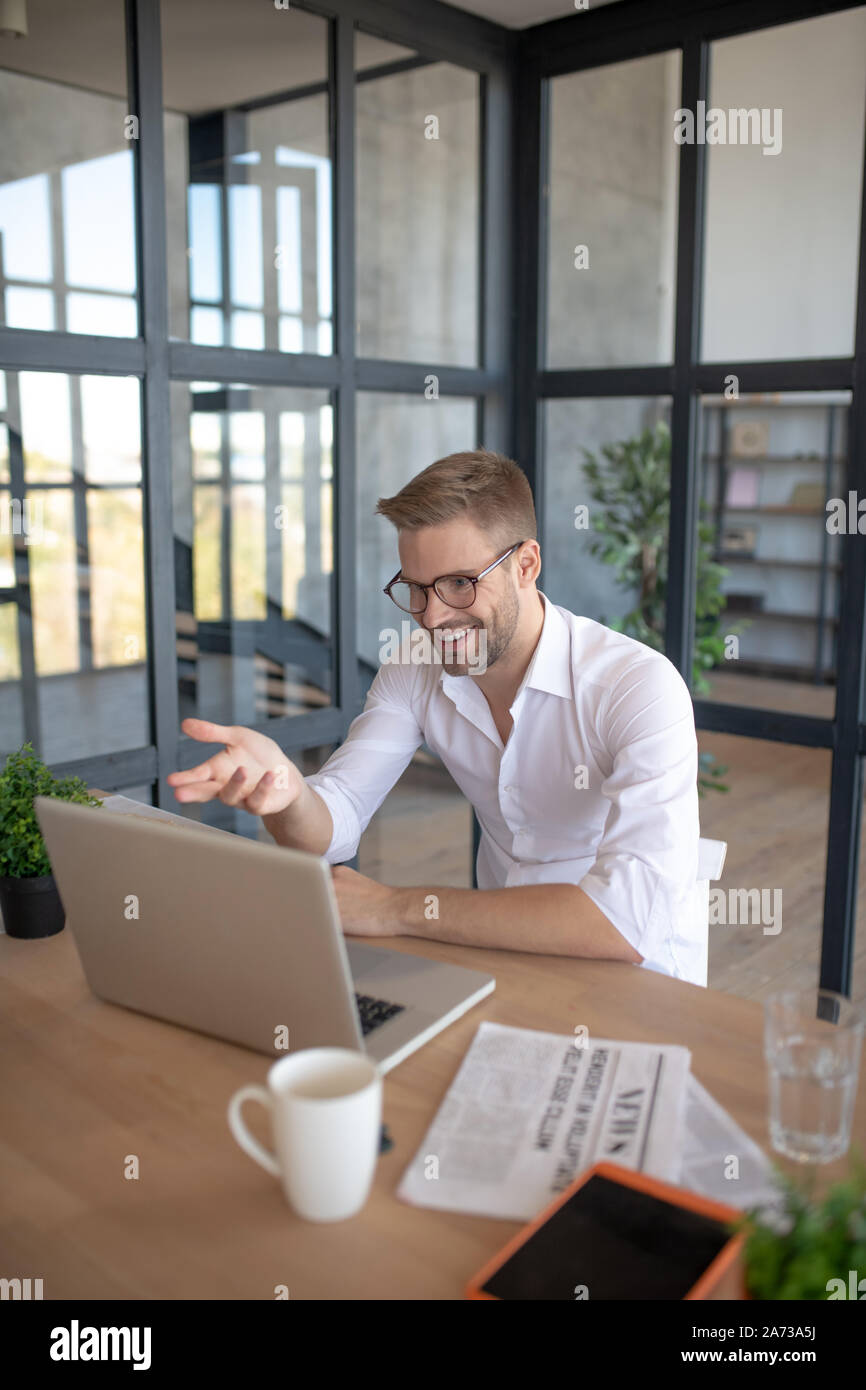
[2,919,865,1301]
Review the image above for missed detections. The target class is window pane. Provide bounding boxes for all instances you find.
[188,186,221,302]
[0,372,148,763]
[81,377,141,483]
[699,734,831,997]
[231,310,265,350]
[0,523,12,589]
[0,0,137,337]
[172,383,334,727]
[20,374,72,482]
[356,37,480,366]
[355,388,476,887]
[0,588,23,748]
[86,490,146,668]
[701,8,866,362]
[0,495,23,746]
[30,490,77,675]
[356,393,477,685]
[542,398,672,637]
[0,592,20,678]
[693,391,849,719]
[66,292,138,338]
[228,185,264,310]
[190,306,223,346]
[5,287,54,331]
[63,152,136,293]
[231,485,266,621]
[546,52,681,369]
[162,3,332,354]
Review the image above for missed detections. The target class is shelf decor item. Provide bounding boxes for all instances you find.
[724,593,764,613]
[725,467,760,508]
[789,482,826,509]
[721,524,758,557]
[0,742,102,939]
[731,419,770,458]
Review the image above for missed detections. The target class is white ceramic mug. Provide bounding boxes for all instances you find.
[227,1048,382,1222]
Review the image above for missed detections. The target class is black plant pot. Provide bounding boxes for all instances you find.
[0,873,65,939]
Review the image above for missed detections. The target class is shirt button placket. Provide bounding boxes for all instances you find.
[500,764,514,819]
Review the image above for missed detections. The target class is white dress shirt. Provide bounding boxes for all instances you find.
[304,591,705,986]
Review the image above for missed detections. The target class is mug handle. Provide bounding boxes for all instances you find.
[227,1084,281,1178]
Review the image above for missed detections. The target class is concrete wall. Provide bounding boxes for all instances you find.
[702,8,866,362]
[356,393,477,669]
[542,8,866,646]
[356,63,479,366]
[546,50,679,369]
[544,50,678,622]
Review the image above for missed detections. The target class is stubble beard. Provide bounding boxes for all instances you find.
[436,581,520,676]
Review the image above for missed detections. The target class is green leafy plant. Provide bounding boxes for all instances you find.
[0,742,101,879]
[731,1150,866,1300]
[582,419,744,797]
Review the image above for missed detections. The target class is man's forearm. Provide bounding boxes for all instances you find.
[390,882,644,963]
[263,783,334,856]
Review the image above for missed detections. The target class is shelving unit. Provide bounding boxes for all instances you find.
[700,393,850,685]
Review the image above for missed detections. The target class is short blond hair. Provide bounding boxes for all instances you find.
[375,449,536,549]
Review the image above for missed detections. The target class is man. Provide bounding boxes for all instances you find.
[167,449,704,985]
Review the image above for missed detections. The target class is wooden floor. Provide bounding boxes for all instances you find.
[357,670,866,1007]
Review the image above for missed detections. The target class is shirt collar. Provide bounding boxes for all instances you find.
[439,590,572,704]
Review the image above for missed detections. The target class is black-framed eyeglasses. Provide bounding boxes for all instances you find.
[383,541,526,614]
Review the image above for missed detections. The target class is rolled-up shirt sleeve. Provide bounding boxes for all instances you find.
[577,652,699,969]
[303,662,423,864]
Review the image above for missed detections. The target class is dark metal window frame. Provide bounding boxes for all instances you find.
[1,0,864,992]
[518,0,866,995]
[0,0,516,793]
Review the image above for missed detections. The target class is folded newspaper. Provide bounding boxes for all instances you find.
[397,1021,780,1222]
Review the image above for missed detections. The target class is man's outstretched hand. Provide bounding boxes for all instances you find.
[167,718,305,817]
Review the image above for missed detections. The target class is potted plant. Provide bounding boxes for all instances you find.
[582,419,746,797]
[0,742,101,939]
[732,1150,866,1299]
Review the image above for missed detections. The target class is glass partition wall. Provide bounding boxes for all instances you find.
[527,1,866,1000]
[0,0,509,859]
[2,0,865,995]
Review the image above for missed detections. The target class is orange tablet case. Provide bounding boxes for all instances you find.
[465,1160,747,1300]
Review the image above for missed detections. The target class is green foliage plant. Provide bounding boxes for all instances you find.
[732,1150,866,1300]
[581,419,746,796]
[0,742,101,879]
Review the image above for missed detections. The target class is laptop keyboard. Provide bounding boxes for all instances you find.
[354,993,406,1037]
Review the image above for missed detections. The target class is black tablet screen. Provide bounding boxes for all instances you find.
[482,1174,732,1300]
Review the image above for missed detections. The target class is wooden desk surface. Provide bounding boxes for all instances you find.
[1,921,865,1300]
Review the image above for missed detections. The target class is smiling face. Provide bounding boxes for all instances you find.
[395,516,527,676]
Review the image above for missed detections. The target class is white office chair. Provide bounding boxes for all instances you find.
[696,836,727,929]
[686,834,728,989]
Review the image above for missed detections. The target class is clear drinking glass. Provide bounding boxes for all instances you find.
[763,989,865,1164]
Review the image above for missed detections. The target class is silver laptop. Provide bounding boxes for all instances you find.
[35,796,495,1074]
